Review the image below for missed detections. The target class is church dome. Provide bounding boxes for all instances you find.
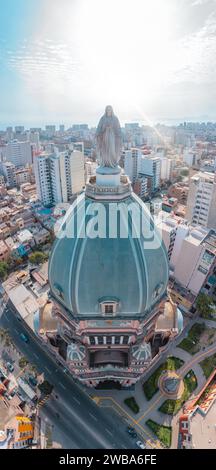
[48,188,169,320]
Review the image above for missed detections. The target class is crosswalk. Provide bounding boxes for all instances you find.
[37,394,50,408]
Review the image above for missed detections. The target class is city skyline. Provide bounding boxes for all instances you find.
[1,0,216,127]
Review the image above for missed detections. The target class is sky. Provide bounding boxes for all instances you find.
[0,0,216,128]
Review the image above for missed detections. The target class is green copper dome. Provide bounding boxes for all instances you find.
[48,190,169,320]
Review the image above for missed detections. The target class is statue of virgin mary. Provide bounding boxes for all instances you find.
[96,105,122,168]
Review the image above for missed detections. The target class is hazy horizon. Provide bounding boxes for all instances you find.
[1,0,216,127]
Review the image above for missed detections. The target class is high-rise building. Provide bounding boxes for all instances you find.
[0,161,16,188]
[34,154,53,207]
[183,148,199,167]
[140,156,161,191]
[5,140,32,167]
[28,132,40,154]
[133,176,148,199]
[124,148,142,183]
[159,157,173,181]
[157,213,216,298]
[59,150,85,202]
[14,126,25,134]
[45,125,56,136]
[34,149,85,206]
[186,172,216,230]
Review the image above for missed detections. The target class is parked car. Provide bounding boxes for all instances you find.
[6,362,14,373]
[136,440,146,449]
[20,332,29,343]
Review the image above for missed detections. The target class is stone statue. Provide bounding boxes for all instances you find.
[96,105,122,168]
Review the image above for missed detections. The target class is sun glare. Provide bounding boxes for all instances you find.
[72,0,176,112]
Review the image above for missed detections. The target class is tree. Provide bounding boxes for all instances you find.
[0,261,8,280]
[196,293,214,319]
[19,356,29,369]
[29,251,48,265]
[29,364,38,374]
[38,380,53,396]
[180,169,189,177]
[0,328,12,347]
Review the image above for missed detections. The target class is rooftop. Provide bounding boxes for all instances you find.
[189,401,216,449]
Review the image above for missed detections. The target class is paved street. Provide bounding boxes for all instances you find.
[90,316,216,448]
[0,306,137,449]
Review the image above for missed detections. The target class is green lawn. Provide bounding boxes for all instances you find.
[143,356,184,400]
[199,353,216,379]
[146,419,172,448]
[124,396,140,414]
[177,322,206,355]
[159,369,197,415]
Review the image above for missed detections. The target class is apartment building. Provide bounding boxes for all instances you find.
[186,172,216,230]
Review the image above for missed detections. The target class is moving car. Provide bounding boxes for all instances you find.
[6,362,14,372]
[127,426,137,439]
[20,332,29,343]
[136,440,146,449]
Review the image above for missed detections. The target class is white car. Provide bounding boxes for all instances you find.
[136,440,146,449]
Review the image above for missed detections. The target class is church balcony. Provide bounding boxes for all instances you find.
[85,177,131,200]
[71,364,145,381]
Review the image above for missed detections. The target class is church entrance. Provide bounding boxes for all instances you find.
[96,380,122,390]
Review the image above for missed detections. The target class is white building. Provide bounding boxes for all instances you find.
[0,161,16,188]
[183,148,199,167]
[49,154,63,204]
[34,154,53,207]
[186,172,216,230]
[124,148,142,183]
[140,156,161,191]
[157,213,216,297]
[59,150,85,202]
[5,140,32,167]
[160,157,172,181]
[34,149,85,206]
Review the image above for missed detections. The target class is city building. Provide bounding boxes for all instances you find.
[5,140,32,167]
[156,211,216,309]
[6,416,34,449]
[168,182,189,205]
[0,162,16,188]
[186,172,216,230]
[179,370,216,449]
[34,153,53,207]
[124,148,142,183]
[159,157,173,182]
[15,168,32,186]
[139,156,161,192]
[59,150,85,202]
[0,240,10,261]
[133,176,148,199]
[183,147,201,167]
[34,150,85,206]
